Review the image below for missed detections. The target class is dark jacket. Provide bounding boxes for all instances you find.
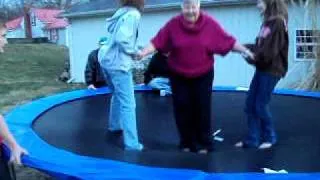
[85,49,106,87]
[245,17,289,77]
[144,52,170,84]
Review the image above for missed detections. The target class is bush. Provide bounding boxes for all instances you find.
[132,58,151,84]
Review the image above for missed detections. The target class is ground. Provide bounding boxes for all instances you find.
[0,43,84,179]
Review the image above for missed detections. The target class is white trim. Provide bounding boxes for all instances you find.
[236,87,249,91]
[31,13,37,26]
[294,28,320,62]
[68,23,75,81]
[62,0,256,18]
[65,26,69,47]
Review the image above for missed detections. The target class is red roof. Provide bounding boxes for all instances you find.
[5,17,23,30]
[5,8,68,31]
[33,8,69,29]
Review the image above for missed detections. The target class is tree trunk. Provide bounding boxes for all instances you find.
[292,0,320,90]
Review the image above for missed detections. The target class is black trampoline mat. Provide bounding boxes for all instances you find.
[32,91,320,172]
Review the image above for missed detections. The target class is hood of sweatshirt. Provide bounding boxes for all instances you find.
[106,7,137,34]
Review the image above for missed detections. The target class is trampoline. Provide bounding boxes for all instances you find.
[4,85,320,179]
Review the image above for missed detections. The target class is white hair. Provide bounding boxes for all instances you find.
[183,0,200,6]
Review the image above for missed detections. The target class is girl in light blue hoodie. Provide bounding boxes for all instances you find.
[98,0,144,151]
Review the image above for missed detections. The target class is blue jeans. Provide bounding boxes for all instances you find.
[244,70,280,147]
[148,77,172,94]
[103,69,143,150]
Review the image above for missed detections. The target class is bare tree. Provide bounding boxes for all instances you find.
[1,0,87,20]
[31,0,83,9]
[288,0,319,90]
[0,0,24,20]
[15,0,83,10]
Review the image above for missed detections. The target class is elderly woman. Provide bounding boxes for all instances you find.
[138,0,253,154]
[98,0,145,151]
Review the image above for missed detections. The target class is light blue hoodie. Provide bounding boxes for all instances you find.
[98,7,141,72]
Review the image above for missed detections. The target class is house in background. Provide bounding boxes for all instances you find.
[63,0,320,88]
[6,8,69,45]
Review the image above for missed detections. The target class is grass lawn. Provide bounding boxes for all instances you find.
[0,43,85,179]
[0,43,84,113]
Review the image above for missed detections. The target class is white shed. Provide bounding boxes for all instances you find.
[63,0,320,88]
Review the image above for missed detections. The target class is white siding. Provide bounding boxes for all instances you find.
[205,5,259,87]
[68,17,107,82]
[31,12,46,38]
[67,3,320,88]
[57,28,67,45]
[6,19,26,38]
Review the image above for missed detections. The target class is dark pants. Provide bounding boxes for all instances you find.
[0,146,13,180]
[93,81,107,88]
[244,70,280,147]
[169,70,214,151]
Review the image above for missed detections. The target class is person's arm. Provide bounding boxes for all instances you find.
[137,43,156,59]
[85,51,97,89]
[232,42,254,60]
[0,115,28,165]
[138,20,172,60]
[208,17,254,59]
[244,42,256,52]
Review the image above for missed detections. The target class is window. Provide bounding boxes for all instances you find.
[50,30,58,42]
[31,14,36,26]
[295,29,320,61]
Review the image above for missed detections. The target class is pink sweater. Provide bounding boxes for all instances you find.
[152,12,236,77]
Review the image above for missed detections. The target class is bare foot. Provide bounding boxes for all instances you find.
[181,148,191,152]
[234,141,243,148]
[197,149,208,154]
[259,142,273,149]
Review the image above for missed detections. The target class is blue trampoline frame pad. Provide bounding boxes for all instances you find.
[3,85,320,179]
